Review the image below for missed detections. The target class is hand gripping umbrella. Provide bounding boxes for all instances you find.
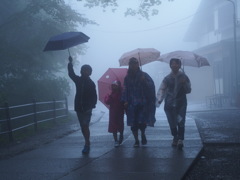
[43,31,90,55]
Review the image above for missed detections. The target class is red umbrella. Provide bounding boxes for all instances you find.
[98,68,128,109]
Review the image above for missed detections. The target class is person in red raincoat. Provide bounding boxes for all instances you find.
[104,80,124,147]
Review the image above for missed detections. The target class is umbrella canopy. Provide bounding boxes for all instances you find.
[43,31,90,55]
[98,68,128,109]
[119,48,160,66]
[157,50,210,68]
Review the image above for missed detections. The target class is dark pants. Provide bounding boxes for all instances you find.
[131,123,146,132]
[164,105,186,140]
[76,110,92,127]
[130,105,147,132]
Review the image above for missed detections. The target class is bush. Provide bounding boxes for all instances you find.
[0,76,70,105]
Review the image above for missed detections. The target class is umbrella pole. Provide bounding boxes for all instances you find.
[138,52,142,70]
[68,48,71,56]
[182,59,185,72]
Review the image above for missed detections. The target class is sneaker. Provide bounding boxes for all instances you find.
[141,134,147,145]
[172,138,178,147]
[82,145,90,154]
[133,140,140,148]
[119,135,124,145]
[177,139,184,149]
[114,141,120,147]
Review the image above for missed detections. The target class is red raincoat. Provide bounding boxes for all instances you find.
[104,91,124,133]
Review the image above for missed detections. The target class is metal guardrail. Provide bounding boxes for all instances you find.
[0,98,68,142]
[206,95,232,108]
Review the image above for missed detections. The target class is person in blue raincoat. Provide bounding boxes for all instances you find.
[122,57,156,147]
[156,58,191,150]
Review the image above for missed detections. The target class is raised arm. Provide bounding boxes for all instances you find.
[67,56,78,83]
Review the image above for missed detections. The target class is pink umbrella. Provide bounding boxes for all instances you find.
[97,68,128,109]
[119,48,160,66]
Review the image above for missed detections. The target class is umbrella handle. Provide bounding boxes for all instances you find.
[181,67,185,73]
[138,52,142,70]
[182,59,184,72]
[68,48,71,56]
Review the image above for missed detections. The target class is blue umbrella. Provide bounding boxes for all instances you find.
[43,31,90,55]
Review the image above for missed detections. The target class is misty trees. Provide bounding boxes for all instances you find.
[77,0,174,20]
[0,0,95,105]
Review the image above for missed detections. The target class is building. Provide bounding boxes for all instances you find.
[184,0,240,107]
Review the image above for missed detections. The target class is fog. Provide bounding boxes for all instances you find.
[67,0,212,108]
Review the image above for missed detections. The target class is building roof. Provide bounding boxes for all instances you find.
[184,0,219,42]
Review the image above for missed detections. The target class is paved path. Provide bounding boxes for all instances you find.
[0,108,203,180]
[184,108,240,179]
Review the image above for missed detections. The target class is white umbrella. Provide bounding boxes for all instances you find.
[119,48,160,66]
[157,50,210,68]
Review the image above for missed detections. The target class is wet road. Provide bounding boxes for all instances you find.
[184,109,240,179]
[0,107,202,180]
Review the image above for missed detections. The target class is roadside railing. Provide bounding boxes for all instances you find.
[0,98,68,142]
[206,94,232,108]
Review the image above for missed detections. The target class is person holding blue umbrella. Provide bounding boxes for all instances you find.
[67,56,97,154]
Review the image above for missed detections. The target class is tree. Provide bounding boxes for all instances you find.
[0,0,96,105]
[77,0,174,20]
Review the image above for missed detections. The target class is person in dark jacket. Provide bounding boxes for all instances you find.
[68,56,97,154]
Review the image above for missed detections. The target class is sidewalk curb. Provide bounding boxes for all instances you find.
[187,108,239,113]
[181,118,204,180]
[181,146,204,180]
